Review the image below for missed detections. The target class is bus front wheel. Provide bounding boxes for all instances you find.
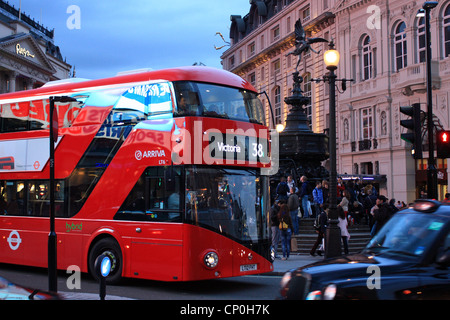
[88,237,123,285]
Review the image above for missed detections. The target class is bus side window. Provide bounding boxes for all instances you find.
[115,167,182,222]
[1,181,26,216]
[1,102,29,132]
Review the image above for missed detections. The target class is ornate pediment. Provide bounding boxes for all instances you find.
[0,33,56,74]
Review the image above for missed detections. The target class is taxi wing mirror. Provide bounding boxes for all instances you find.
[436,248,450,267]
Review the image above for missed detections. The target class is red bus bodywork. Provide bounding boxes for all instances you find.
[0,67,273,282]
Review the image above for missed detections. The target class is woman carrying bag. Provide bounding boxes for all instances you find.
[278,204,294,260]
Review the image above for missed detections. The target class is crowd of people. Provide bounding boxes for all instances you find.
[271,175,403,259]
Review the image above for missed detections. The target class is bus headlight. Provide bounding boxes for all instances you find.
[323,284,337,300]
[204,252,219,269]
[270,246,276,262]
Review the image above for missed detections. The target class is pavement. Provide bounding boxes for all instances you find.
[270,253,324,276]
[58,254,323,300]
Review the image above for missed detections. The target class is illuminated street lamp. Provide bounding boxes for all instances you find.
[324,48,340,70]
[276,124,285,133]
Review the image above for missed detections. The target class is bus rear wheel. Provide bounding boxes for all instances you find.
[88,237,123,285]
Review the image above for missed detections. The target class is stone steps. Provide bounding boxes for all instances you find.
[276,218,372,255]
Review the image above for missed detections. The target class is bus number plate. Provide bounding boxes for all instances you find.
[240,264,257,272]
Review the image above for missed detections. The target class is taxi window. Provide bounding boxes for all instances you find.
[443,232,450,251]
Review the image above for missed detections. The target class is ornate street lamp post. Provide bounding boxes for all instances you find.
[323,41,342,258]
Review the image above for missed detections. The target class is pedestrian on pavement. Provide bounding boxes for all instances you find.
[338,189,350,215]
[287,175,297,194]
[337,206,350,254]
[278,204,293,260]
[299,176,310,218]
[310,206,327,256]
[322,180,329,205]
[287,187,300,235]
[443,193,450,203]
[372,195,392,236]
[363,188,377,226]
[312,181,324,218]
[270,200,282,259]
[276,177,289,201]
[349,200,364,225]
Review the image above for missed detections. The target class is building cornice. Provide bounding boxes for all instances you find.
[229,34,295,76]
[335,0,374,16]
[303,12,336,34]
[227,11,335,76]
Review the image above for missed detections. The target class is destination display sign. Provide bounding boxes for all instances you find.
[208,132,270,165]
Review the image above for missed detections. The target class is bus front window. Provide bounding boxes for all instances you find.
[185,166,269,244]
[173,81,266,126]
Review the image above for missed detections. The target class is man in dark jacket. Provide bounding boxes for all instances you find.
[299,176,310,218]
[276,177,289,201]
[270,200,282,258]
[310,207,327,256]
[372,196,393,235]
[363,189,377,226]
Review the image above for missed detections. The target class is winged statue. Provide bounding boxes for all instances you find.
[286,19,329,71]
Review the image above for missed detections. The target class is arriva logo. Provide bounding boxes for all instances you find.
[135,149,166,160]
[66,222,82,233]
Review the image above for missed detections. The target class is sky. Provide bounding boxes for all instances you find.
[8,0,249,79]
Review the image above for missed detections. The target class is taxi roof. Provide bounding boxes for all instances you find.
[408,199,450,217]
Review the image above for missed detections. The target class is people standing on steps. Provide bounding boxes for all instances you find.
[287,187,300,235]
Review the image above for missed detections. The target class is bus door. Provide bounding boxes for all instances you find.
[122,167,184,281]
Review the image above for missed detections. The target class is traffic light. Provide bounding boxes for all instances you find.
[400,103,423,159]
[437,130,450,158]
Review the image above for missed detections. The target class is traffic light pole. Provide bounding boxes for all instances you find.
[425,2,438,199]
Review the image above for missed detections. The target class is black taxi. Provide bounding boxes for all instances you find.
[279,200,450,300]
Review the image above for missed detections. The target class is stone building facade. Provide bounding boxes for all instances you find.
[0,1,71,93]
[221,0,450,203]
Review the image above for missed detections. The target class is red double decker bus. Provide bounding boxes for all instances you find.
[0,66,274,283]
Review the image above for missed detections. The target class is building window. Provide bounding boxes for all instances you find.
[301,6,310,23]
[362,35,373,80]
[274,86,282,125]
[248,73,256,86]
[444,4,450,57]
[417,17,426,63]
[303,72,312,129]
[229,56,235,69]
[272,25,280,42]
[394,21,407,71]
[272,59,281,76]
[248,42,255,57]
[361,107,374,140]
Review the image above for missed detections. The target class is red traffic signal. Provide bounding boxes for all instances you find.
[437,130,450,158]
